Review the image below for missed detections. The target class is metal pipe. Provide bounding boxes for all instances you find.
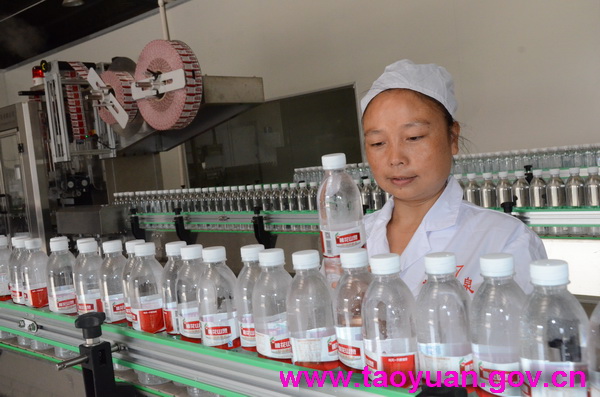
[158,0,170,41]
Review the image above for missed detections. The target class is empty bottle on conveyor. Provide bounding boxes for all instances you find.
[334,248,372,372]
[9,236,28,304]
[363,253,417,386]
[585,166,600,207]
[122,239,145,325]
[235,244,265,352]
[370,181,385,210]
[464,173,481,206]
[512,170,530,207]
[129,242,164,333]
[480,173,497,209]
[566,167,585,207]
[546,169,566,207]
[360,178,373,210]
[0,235,11,301]
[47,236,77,314]
[530,169,547,208]
[22,238,48,308]
[287,250,339,370]
[162,241,187,335]
[99,240,127,324]
[253,248,293,363]
[74,239,103,314]
[519,259,589,396]
[177,244,203,343]
[308,182,318,210]
[496,171,513,207]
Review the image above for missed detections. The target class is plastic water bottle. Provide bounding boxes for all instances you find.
[99,240,127,324]
[512,170,530,207]
[129,242,164,333]
[253,248,293,363]
[318,153,366,289]
[589,302,600,396]
[288,183,298,211]
[416,252,473,384]
[362,253,417,386]
[370,181,385,210]
[162,241,187,335]
[546,169,566,207]
[566,167,585,207]
[198,246,239,349]
[47,236,77,314]
[9,236,28,304]
[0,236,10,301]
[585,166,600,207]
[308,182,318,211]
[122,239,145,325]
[297,182,310,211]
[470,254,526,396]
[496,171,513,207]
[519,259,589,396]
[360,178,373,210]
[480,173,497,209]
[74,240,103,314]
[22,238,48,308]
[177,244,203,343]
[333,248,372,371]
[530,170,547,208]
[465,173,481,206]
[286,250,339,370]
[235,244,265,352]
[278,183,290,211]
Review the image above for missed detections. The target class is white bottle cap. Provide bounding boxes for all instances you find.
[134,242,155,257]
[280,183,289,189]
[125,239,145,254]
[246,185,254,191]
[467,173,476,180]
[258,248,285,267]
[482,172,492,179]
[424,252,456,274]
[292,250,320,270]
[340,248,369,269]
[0,235,7,247]
[165,241,187,256]
[180,244,203,260]
[271,184,279,189]
[498,171,508,178]
[240,244,265,261]
[102,240,123,254]
[569,168,579,175]
[321,153,346,170]
[588,166,599,175]
[224,186,231,192]
[370,253,401,275]
[515,170,525,178]
[299,182,307,188]
[254,184,262,190]
[532,169,542,177]
[480,253,514,277]
[25,238,42,250]
[549,168,560,176]
[76,238,95,251]
[530,259,569,286]
[12,237,28,249]
[78,240,98,254]
[453,174,463,180]
[203,246,226,262]
[363,179,372,185]
[50,237,69,252]
[216,187,223,192]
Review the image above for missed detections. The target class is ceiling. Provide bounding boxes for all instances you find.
[0,0,179,70]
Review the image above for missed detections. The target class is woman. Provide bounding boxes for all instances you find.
[361,59,546,296]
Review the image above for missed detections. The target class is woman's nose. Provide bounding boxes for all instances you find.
[388,144,408,166]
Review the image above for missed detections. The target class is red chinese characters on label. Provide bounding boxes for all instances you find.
[328,339,338,353]
[338,343,361,358]
[184,320,201,330]
[58,298,77,309]
[271,338,291,351]
[138,308,164,334]
[383,355,416,388]
[365,354,377,370]
[335,233,360,245]
[241,327,255,338]
[206,326,231,336]
[113,302,125,313]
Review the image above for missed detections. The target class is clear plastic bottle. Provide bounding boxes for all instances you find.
[244,185,254,211]
[370,181,385,210]
[47,236,77,314]
[530,169,547,208]
[363,253,417,386]
[566,167,585,208]
[416,252,473,383]
[512,170,530,207]
[360,178,373,211]
[496,171,513,207]
[465,173,482,206]
[519,259,589,396]
[177,244,204,343]
[74,240,103,314]
[470,254,526,396]
[585,166,600,207]
[297,182,310,211]
[22,238,49,308]
[288,183,298,211]
[198,246,240,350]
[129,242,164,333]
[235,244,265,352]
[286,250,339,370]
[308,182,318,211]
[253,248,293,363]
[270,184,281,212]
[162,241,187,335]
[589,302,600,396]
[9,236,29,304]
[279,183,290,211]
[480,173,497,209]
[261,185,271,211]
[546,169,566,207]
[99,240,127,324]
[236,185,247,212]
[122,239,145,325]
[318,153,366,289]
[334,248,372,372]
[0,235,11,301]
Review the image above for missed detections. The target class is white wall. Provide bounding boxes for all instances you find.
[2,0,600,154]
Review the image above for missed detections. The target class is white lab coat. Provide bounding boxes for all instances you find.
[364,176,547,296]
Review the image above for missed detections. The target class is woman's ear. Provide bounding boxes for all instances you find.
[450,121,460,155]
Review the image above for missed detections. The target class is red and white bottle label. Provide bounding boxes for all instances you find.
[255,312,292,359]
[239,313,256,348]
[365,338,416,386]
[179,302,201,339]
[475,358,520,396]
[49,285,77,314]
[201,311,239,348]
[24,282,48,308]
[77,291,102,314]
[131,295,164,333]
[290,327,338,364]
[163,301,179,334]
[520,358,588,397]
[0,272,9,296]
[418,342,474,382]
[336,325,365,370]
[102,293,126,323]
[320,225,366,257]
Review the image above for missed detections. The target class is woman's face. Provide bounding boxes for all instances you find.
[363,89,459,205]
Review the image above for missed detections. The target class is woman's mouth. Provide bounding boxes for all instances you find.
[389,176,416,186]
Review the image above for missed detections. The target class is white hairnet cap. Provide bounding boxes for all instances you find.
[360,59,457,119]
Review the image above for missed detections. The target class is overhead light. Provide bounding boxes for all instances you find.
[62,0,84,6]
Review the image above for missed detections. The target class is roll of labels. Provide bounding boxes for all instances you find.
[77,39,203,131]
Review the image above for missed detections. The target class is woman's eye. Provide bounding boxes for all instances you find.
[408,136,424,142]
[369,141,384,147]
